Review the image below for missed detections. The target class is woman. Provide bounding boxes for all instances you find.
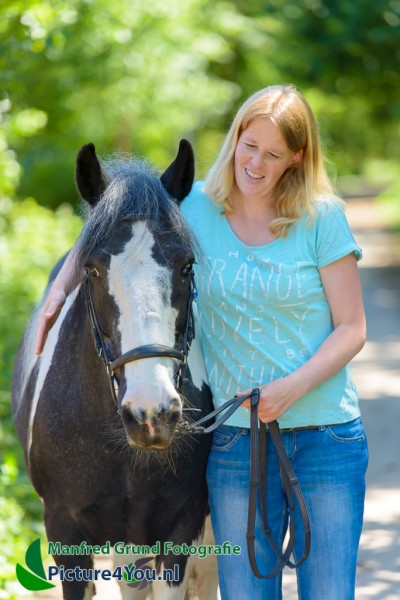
[37,85,368,599]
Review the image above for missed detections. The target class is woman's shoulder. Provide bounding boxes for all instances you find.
[293,196,345,237]
[313,194,346,217]
[309,195,362,266]
[296,195,347,234]
[180,181,219,220]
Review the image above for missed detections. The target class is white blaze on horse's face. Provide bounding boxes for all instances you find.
[108,221,180,440]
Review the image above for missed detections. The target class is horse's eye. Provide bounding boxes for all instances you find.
[89,267,100,278]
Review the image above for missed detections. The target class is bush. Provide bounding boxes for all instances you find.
[0,197,81,598]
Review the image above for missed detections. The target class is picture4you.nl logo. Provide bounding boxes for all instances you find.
[16,539,180,592]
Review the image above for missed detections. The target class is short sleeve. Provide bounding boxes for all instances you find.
[315,202,362,269]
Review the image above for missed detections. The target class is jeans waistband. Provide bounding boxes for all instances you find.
[216,419,361,435]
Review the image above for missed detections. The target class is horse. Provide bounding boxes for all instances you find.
[12,140,217,600]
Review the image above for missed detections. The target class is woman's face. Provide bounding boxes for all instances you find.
[234,117,302,206]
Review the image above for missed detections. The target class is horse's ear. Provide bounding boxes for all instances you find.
[160,139,195,203]
[76,143,108,206]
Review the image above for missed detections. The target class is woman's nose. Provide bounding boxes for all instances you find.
[250,151,264,171]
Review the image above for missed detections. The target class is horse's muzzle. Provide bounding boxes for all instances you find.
[119,398,181,449]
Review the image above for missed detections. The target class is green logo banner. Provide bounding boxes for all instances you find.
[16,539,56,592]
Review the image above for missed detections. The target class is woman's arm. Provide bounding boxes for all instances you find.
[35,251,75,354]
[241,252,366,422]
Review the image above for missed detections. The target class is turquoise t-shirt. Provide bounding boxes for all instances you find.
[181,182,363,429]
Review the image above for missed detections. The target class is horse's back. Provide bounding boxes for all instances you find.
[12,252,73,455]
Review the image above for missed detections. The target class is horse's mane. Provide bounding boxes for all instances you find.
[68,155,197,291]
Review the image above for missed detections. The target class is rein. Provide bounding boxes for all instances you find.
[182,388,311,579]
[84,265,311,579]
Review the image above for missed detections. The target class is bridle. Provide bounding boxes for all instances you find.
[83,261,197,406]
[84,251,311,580]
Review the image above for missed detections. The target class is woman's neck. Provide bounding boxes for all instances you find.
[231,190,277,223]
[227,197,278,246]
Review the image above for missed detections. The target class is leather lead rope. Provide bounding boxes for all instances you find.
[184,387,311,579]
[247,389,311,578]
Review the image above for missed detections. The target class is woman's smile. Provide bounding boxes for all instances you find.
[244,167,264,181]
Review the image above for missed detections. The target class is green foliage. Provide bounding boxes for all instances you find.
[0,451,44,599]
[0,198,82,389]
[228,0,400,175]
[0,197,81,597]
[1,0,242,208]
[2,0,399,204]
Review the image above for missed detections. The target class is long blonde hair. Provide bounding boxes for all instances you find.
[204,84,342,236]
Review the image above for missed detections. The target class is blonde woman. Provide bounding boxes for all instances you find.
[180,85,367,599]
[37,85,368,599]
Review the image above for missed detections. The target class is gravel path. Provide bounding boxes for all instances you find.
[283,197,400,599]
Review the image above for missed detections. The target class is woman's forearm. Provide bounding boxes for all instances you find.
[287,321,366,401]
[241,322,365,422]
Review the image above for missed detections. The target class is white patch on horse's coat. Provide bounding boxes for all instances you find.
[151,575,190,600]
[27,288,80,458]
[114,552,156,600]
[13,309,40,414]
[109,222,180,413]
[186,303,209,391]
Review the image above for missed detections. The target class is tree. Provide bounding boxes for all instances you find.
[1,0,247,208]
[225,0,400,175]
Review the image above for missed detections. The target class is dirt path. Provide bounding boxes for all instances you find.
[283,198,400,599]
[346,198,400,600]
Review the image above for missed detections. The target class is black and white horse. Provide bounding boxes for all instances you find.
[12,141,216,599]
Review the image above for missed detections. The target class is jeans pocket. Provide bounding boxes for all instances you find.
[326,418,366,444]
[211,426,243,451]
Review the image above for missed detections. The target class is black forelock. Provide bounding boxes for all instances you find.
[68,155,197,290]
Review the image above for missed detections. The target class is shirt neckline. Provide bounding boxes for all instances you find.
[222,213,283,251]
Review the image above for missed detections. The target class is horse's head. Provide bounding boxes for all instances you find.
[75,141,196,450]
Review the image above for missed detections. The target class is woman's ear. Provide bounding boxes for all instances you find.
[289,148,303,167]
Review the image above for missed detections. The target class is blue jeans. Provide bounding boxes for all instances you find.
[206,418,368,600]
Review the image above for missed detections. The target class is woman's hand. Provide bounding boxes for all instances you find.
[35,250,76,355]
[35,285,67,355]
[240,376,299,423]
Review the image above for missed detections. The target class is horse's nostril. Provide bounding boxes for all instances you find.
[168,410,181,426]
[170,397,181,410]
[137,408,147,422]
[121,405,142,427]
[158,399,181,424]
